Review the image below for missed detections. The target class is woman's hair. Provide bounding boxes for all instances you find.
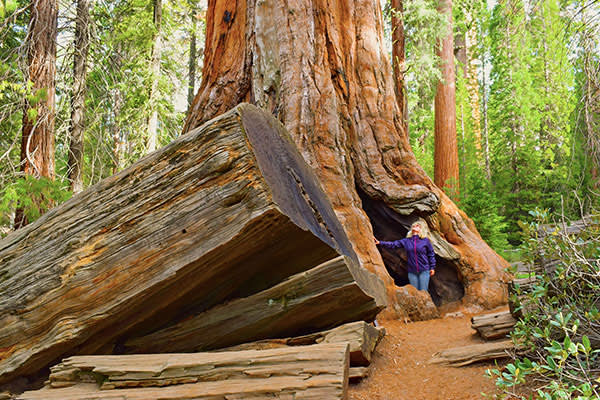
[407,221,427,239]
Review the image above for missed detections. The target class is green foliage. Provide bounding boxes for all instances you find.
[488,210,600,399]
[0,176,72,231]
[461,168,509,250]
[485,0,585,244]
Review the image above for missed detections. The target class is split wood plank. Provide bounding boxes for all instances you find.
[471,310,517,340]
[429,340,514,366]
[19,343,349,399]
[19,378,343,400]
[219,320,384,366]
[349,367,369,383]
[124,257,385,354]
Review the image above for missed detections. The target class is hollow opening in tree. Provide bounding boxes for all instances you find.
[358,188,464,306]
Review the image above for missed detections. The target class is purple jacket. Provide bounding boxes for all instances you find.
[378,236,436,274]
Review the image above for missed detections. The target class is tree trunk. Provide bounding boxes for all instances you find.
[184,0,509,317]
[111,87,124,174]
[465,22,482,151]
[391,0,407,133]
[187,5,198,110]
[434,0,459,197]
[15,0,58,228]
[0,104,385,385]
[67,0,90,194]
[147,0,162,153]
[481,38,491,180]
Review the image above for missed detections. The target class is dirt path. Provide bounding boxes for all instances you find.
[349,309,508,400]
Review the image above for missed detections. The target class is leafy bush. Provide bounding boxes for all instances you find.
[488,209,600,399]
[461,168,510,251]
[0,176,71,233]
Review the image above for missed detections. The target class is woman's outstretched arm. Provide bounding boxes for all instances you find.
[375,238,407,249]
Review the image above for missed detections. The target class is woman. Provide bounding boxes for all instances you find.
[374,222,436,291]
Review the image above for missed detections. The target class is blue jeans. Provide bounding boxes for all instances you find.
[408,271,430,291]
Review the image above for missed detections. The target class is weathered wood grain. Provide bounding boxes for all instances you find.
[471,310,516,340]
[349,367,370,383]
[19,343,349,399]
[0,104,385,384]
[220,320,384,367]
[124,257,385,354]
[429,340,514,366]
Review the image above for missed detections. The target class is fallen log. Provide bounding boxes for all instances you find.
[429,340,514,366]
[19,343,349,399]
[471,310,516,340]
[124,257,385,354]
[0,104,386,384]
[218,320,384,366]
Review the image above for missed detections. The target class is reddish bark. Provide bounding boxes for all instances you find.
[185,0,509,317]
[15,0,58,228]
[391,0,407,133]
[434,0,459,197]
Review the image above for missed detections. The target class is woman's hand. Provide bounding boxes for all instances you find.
[430,269,435,276]
[374,238,380,245]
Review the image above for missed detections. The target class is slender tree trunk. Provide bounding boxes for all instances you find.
[147,0,162,153]
[454,32,467,77]
[185,0,509,316]
[67,0,90,194]
[187,6,198,111]
[481,49,491,181]
[455,31,467,197]
[111,88,124,175]
[15,0,58,229]
[465,22,482,151]
[391,0,407,134]
[434,0,459,197]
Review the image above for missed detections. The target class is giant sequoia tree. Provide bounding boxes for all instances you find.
[185,0,509,315]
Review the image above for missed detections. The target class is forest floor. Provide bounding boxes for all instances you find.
[348,306,510,400]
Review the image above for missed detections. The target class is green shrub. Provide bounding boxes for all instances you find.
[0,175,71,233]
[488,209,600,399]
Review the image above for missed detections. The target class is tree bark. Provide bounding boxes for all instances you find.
[147,0,162,153]
[67,0,90,194]
[0,104,385,385]
[434,0,459,197]
[15,0,58,228]
[391,0,407,133]
[184,0,509,317]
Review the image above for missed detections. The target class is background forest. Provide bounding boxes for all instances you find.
[0,0,599,257]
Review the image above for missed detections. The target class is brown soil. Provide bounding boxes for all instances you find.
[349,309,508,400]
